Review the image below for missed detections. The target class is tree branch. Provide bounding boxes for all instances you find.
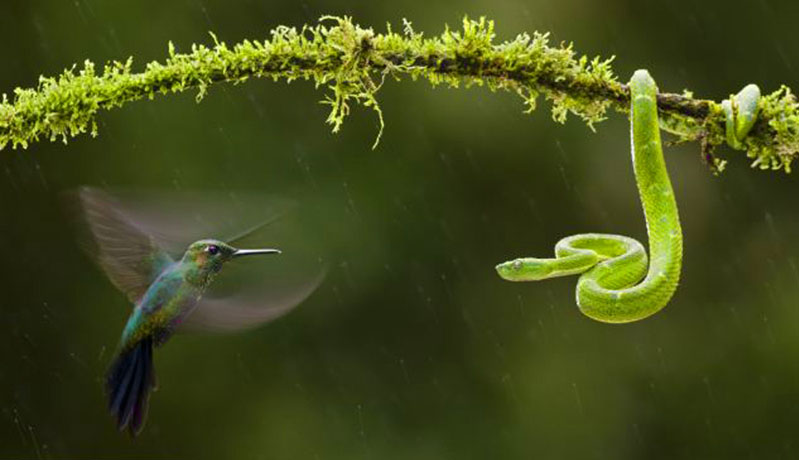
[1,16,797,172]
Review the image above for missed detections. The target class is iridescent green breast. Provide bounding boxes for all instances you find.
[120,264,203,348]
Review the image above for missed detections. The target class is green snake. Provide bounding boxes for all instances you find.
[495,70,760,323]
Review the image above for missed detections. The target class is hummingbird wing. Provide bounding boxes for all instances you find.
[72,187,174,303]
[181,269,325,333]
[95,189,294,254]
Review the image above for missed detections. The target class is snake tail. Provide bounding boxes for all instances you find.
[722,83,761,150]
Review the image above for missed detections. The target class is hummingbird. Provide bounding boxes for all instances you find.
[73,187,320,436]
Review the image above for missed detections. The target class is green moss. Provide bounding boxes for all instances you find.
[0,15,797,173]
[741,86,799,172]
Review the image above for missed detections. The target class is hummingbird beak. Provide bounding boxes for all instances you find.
[232,248,282,258]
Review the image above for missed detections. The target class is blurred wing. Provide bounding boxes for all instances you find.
[181,270,325,333]
[73,187,173,303]
[102,189,295,254]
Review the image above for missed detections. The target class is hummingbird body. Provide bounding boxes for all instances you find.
[119,264,199,349]
[120,240,228,349]
[105,239,280,435]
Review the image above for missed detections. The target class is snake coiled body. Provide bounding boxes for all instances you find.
[496,70,761,323]
[496,70,681,323]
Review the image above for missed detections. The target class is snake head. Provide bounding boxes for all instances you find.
[495,258,553,281]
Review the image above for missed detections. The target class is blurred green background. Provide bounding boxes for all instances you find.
[2,0,799,458]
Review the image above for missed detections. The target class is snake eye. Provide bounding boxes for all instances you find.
[206,245,219,255]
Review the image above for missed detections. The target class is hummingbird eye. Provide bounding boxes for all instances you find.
[206,245,220,255]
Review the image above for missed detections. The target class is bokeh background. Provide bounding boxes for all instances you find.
[2,0,799,458]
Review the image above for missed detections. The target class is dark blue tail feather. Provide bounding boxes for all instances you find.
[106,337,155,436]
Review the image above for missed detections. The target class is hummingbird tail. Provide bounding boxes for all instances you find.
[106,337,156,436]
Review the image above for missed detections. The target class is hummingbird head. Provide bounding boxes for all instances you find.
[182,239,281,285]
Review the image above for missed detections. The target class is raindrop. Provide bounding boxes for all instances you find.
[73,0,88,25]
[398,358,409,384]
[571,382,584,415]
[27,425,42,460]
[501,373,519,404]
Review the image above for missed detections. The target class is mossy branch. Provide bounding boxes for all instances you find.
[1,16,798,172]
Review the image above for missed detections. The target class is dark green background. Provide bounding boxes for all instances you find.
[2,0,799,458]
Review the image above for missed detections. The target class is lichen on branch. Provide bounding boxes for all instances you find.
[1,16,798,172]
